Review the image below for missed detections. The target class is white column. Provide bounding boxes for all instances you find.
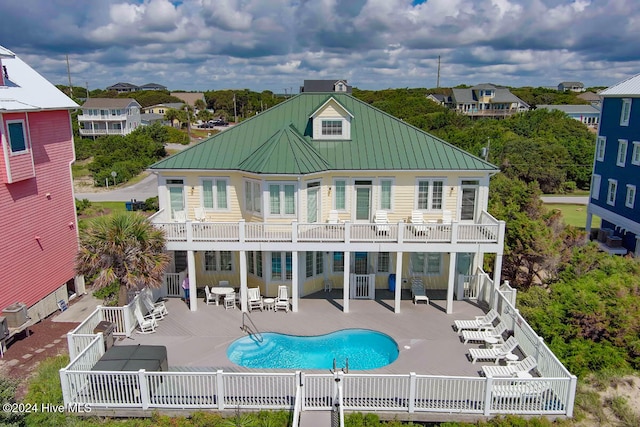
[394,251,403,314]
[343,251,350,313]
[187,250,197,311]
[239,250,247,312]
[292,251,299,312]
[493,253,503,291]
[446,252,456,314]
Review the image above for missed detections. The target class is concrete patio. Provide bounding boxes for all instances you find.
[120,290,497,377]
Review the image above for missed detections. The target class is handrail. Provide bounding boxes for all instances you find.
[241,311,263,343]
[337,374,345,427]
[291,376,302,427]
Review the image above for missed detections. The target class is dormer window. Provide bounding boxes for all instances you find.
[321,120,342,136]
[337,83,344,91]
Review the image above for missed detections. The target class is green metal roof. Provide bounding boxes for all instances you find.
[151,93,498,174]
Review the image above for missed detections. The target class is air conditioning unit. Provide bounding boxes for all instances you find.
[2,302,28,328]
[0,316,8,339]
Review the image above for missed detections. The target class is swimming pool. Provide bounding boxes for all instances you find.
[227,329,399,370]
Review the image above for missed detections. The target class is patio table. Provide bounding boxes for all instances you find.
[210,287,234,306]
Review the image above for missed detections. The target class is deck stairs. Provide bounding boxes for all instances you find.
[299,410,333,426]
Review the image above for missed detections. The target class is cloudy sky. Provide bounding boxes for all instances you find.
[1,0,639,93]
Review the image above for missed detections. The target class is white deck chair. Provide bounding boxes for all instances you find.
[141,294,166,320]
[462,322,507,345]
[224,292,236,310]
[204,286,217,305]
[134,305,157,334]
[482,355,538,377]
[193,206,206,222]
[454,309,499,333]
[492,380,552,401]
[411,278,429,305]
[173,210,186,222]
[327,210,341,225]
[469,336,519,364]
[411,210,428,235]
[142,288,168,316]
[441,210,452,224]
[374,210,390,234]
[248,287,264,312]
[274,285,290,312]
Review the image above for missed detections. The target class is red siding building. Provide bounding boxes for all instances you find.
[0,46,80,321]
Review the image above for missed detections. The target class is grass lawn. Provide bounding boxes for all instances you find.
[545,203,601,229]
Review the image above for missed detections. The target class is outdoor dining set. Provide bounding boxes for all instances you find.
[204,283,291,313]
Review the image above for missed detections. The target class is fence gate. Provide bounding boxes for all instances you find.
[350,274,375,299]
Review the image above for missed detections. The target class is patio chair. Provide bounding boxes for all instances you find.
[410,210,428,235]
[141,293,167,320]
[134,305,157,334]
[327,210,341,226]
[492,380,552,401]
[219,280,230,287]
[173,210,186,222]
[248,287,264,312]
[454,309,499,333]
[482,355,538,377]
[469,336,519,364]
[142,288,168,315]
[441,209,452,224]
[224,292,236,310]
[204,286,217,305]
[274,285,290,312]
[411,278,429,305]
[374,210,390,234]
[461,322,508,345]
[193,206,206,222]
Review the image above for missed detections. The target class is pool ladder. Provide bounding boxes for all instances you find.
[332,358,349,374]
[240,312,263,343]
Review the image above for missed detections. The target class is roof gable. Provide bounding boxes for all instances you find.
[600,73,640,97]
[310,97,354,119]
[81,98,141,109]
[151,93,497,174]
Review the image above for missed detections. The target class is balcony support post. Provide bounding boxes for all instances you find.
[342,252,350,313]
[292,251,299,312]
[394,251,403,313]
[239,250,247,312]
[446,252,456,314]
[187,250,197,311]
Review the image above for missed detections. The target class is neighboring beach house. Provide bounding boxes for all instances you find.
[536,104,601,128]
[558,81,585,92]
[0,46,82,321]
[149,89,506,314]
[450,84,529,118]
[587,73,640,256]
[77,98,142,138]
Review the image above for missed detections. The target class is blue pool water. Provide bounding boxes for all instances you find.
[227,329,399,370]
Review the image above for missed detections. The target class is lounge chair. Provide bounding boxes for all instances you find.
[224,292,236,310]
[274,285,290,312]
[469,336,519,364]
[248,287,264,312]
[374,210,390,234]
[482,355,538,377]
[454,309,499,333]
[411,210,428,235]
[327,210,341,225]
[411,278,429,305]
[492,380,551,401]
[204,286,217,305]
[134,305,157,334]
[193,206,206,222]
[461,322,508,345]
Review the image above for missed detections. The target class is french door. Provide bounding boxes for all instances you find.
[354,181,372,222]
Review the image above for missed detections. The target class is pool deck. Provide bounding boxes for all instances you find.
[120,290,497,377]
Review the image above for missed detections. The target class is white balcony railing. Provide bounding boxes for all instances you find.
[79,128,127,136]
[78,114,127,121]
[152,214,504,247]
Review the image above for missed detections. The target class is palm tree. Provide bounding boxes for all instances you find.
[76,212,170,306]
[164,108,180,128]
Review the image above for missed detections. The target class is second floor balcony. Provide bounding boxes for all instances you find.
[150,210,505,252]
[78,113,128,121]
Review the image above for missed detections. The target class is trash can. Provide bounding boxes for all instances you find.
[93,321,115,351]
[125,201,133,211]
[388,274,396,292]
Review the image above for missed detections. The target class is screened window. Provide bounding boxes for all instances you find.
[411,253,441,275]
[632,142,640,166]
[7,121,28,153]
[416,179,444,210]
[380,179,393,210]
[306,252,314,278]
[204,251,217,272]
[285,252,292,280]
[316,252,323,275]
[245,181,262,214]
[204,251,233,271]
[596,137,606,161]
[617,140,628,167]
[202,178,228,209]
[333,252,344,272]
[607,179,617,206]
[411,253,425,273]
[426,253,442,275]
[334,179,346,210]
[268,183,296,216]
[321,120,342,136]
[626,185,636,209]
[620,98,631,126]
[256,251,263,277]
[377,252,390,273]
[247,251,255,275]
[272,252,282,280]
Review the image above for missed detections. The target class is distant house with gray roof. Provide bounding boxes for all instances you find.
[78,98,142,138]
[558,82,585,92]
[300,79,352,93]
[536,104,601,128]
[450,84,529,118]
[577,91,602,107]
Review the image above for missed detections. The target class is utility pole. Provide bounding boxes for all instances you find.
[436,55,441,88]
[233,93,237,124]
[85,81,89,99]
[66,54,73,98]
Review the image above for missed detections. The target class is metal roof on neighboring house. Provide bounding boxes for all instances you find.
[146,102,184,111]
[170,92,205,106]
[140,82,167,90]
[0,45,78,111]
[537,104,600,114]
[451,86,528,107]
[107,82,139,90]
[151,93,497,174]
[81,98,141,108]
[600,73,640,96]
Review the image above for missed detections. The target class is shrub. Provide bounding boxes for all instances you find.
[0,376,24,427]
[75,198,92,215]
[143,196,159,211]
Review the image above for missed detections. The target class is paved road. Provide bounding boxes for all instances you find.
[75,172,158,202]
[540,196,589,205]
